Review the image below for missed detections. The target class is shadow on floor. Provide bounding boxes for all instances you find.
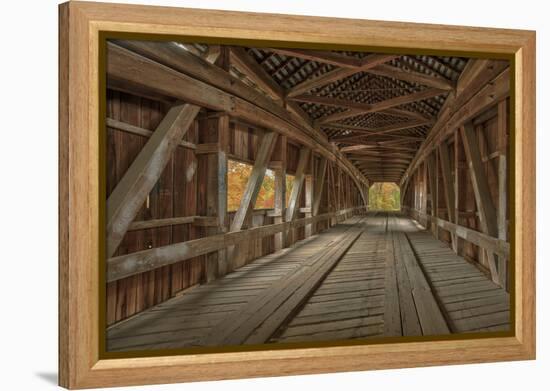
[35,372,57,386]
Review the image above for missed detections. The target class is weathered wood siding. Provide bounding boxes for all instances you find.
[106,90,365,325]
[403,97,509,275]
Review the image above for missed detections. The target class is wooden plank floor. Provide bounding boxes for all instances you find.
[107,212,510,352]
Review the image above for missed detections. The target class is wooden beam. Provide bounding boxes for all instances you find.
[318,88,447,124]
[107,42,368,190]
[426,153,438,238]
[407,209,510,259]
[460,122,499,283]
[453,131,464,256]
[128,216,198,231]
[286,148,311,222]
[107,117,197,150]
[229,46,284,101]
[312,158,328,216]
[228,46,324,143]
[106,103,200,257]
[304,154,314,238]
[287,54,397,97]
[273,135,287,250]
[325,122,425,137]
[330,119,431,142]
[366,64,454,90]
[438,142,457,250]
[497,100,508,288]
[107,207,364,282]
[268,47,361,68]
[203,114,230,279]
[230,131,278,231]
[290,94,429,122]
[400,62,509,186]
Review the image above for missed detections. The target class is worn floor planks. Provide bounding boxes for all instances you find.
[107,213,510,352]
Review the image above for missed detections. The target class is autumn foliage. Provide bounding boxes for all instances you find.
[227,160,295,211]
[368,182,400,211]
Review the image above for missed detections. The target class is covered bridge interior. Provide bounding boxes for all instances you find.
[104,40,511,351]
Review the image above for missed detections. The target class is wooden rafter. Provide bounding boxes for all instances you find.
[273,45,455,91]
[268,47,361,68]
[229,46,284,101]
[318,87,447,124]
[286,54,397,98]
[366,64,454,90]
[330,119,431,142]
[324,123,425,140]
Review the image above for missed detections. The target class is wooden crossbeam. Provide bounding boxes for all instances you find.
[107,118,197,149]
[366,64,454,90]
[352,157,410,164]
[229,46,284,101]
[267,47,361,68]
[286,54,397,98]
[107,207,364,282]
[228,47,325,141]
[268,46,453,91]
[229,46,323,139]
[318,88,447,124]
[330,119,431,142]
[286,148,311,222]
[106,103,201,257]
[230,131,278,231]
[291,94,429,122]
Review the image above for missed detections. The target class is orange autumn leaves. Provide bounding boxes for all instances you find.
[368,182,401,211]
[227,160,295,212]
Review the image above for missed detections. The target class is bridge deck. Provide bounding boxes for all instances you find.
[107,213,510,352]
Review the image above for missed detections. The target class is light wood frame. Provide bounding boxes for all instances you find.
[59,1,536,388]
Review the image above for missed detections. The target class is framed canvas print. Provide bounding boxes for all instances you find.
[58,1,536,389]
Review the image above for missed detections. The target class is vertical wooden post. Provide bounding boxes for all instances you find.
[304,153,315,238]
[453,131,464,256]
[426,152,438,238]
[198,114,230,281]
[286,148,311,226]
[497,100,509,289]
[273,135,287,251]
[420,162,428,227]
[328,162,337,226]
[439,142,457,250]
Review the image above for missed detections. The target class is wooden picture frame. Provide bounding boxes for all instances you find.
[59,1,536,388]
